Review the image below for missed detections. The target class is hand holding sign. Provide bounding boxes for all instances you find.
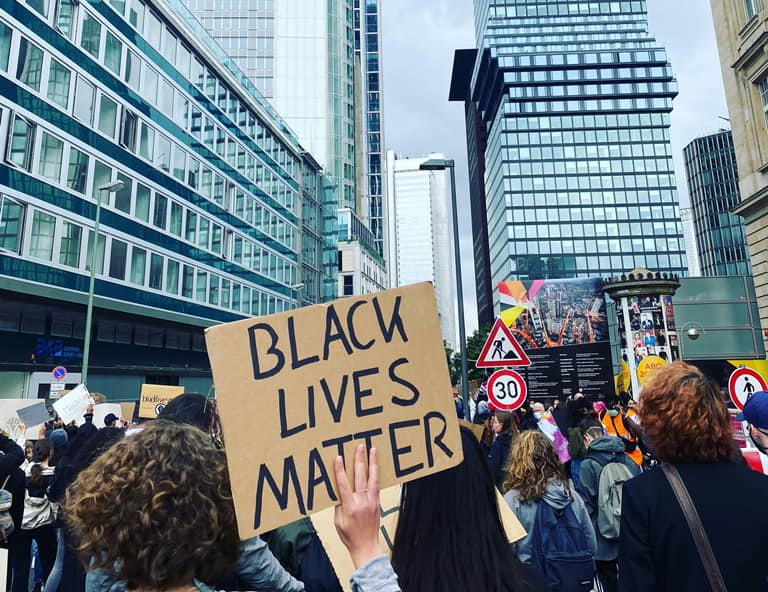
[334,444,383,569]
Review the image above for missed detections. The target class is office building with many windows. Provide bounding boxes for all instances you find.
[189,0,357,210]
[386,151,457,347]
[679,207,702,276]
[709,0,768,350]
[336,207,387,297]
[683,129,753,276]
[354,0,386,257]
[450,0,687,320]
[0,0,336,398]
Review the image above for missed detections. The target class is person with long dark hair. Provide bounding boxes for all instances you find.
[391,427,545,591]
[488,410,519,490]
[618,362,768,591]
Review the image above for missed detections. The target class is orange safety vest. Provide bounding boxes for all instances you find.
[602,412,643,466]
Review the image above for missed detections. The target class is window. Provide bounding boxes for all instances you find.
[104,31,122,75]
[181,264,193,298]
[198,216,209,249]
[143,66,158,104]
[195,271,207,302]
[29,210,55,261]
[125,50,140,89]
[38,132,64,182]
[114,174,132,213]
[120,110,137,150]
[86,230,106,274]
[66,147,89,194]
[17,39,44,91]
[343,275,353,296]
[760,78,768,127]
[149,253,163,289]
[59,221,81,267]
[169,202,183,236]
[128,0,144,29]
[0,197,24,253]
[130,246,146,285]
[92,161,112,199]
[47,59,71,109]
[7,116,35,170]
[107,0,125,15]
[156,134,171,171]
[166,259,179,294]
[185,211,196,243]
[0,22,10,73]
[135,183,150,222]
[55,0,77,39]
[138,121,154,161]
[27,0,49,18]
[98,94,119,138]
[80,13,102,59]
[144,10,161,49]
[73,77,96,124]
[153,194,167,229]
[109,239,127,280]
[745,0,757,19]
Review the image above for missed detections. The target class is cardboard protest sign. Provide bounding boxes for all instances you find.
[311,484,526,592]
[120,402,137,424]
[53,384,91,424]
[138,385,184,419]
[16,402,50,429]
[0,400,48,440]
[206,282,463,536]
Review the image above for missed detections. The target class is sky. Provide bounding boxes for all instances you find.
[382,0,729,336]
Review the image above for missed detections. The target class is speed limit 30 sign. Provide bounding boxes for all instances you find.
[487,369,527,411]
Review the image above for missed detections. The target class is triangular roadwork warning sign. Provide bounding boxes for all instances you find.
[476,318,532,368]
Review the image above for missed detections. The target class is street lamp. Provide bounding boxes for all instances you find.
[81,179,124,385]
[419,158,469,419]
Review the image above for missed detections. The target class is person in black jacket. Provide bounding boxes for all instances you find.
[618,362,768,592]
[0,432,26,592]
[488,410,519,490]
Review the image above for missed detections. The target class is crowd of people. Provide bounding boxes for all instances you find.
[0,361,767,592]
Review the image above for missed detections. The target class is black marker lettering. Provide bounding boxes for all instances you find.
[347,300,374,349]
[322,434,354,459]
[424,411,453,468]
[354,367,383,417]
[306,448,337,511]
[248,323,285,380]
[354,428,383,450]
[373,295,408,343]
[321,375,349,422]
[278,388,306,438]
[389,358,420,406]
[253,457,305,529]
[323,304,353,359]
[288,316,320,369]
[389,419,424,477]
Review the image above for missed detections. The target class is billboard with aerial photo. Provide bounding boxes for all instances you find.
[498,278,614,400]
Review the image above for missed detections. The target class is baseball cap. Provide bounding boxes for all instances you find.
[736,391,768,428]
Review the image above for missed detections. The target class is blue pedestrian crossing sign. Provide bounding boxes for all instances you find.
[52,366,67,380]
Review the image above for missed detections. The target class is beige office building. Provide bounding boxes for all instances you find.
[710,0,768,350]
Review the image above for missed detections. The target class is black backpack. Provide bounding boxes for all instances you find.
[529,499,596,592]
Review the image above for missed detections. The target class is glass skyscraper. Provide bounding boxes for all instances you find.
[354,0,385,256]
[451,0,687,319]
[683,130,753,276]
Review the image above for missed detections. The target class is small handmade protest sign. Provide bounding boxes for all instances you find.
[138,385,184,419]
[206,282,463,536]
[53,384,91,424]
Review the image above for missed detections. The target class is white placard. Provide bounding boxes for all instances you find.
[88,403,123,428]
[53,384,92,424]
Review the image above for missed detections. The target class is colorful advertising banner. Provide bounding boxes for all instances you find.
[498,278,614,400]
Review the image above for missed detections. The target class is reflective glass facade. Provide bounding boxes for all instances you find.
[354,0,385,256]
[0,0,337,343]
[683,130,752,276]
[455,0,687,317]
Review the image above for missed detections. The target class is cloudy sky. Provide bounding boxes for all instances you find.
[382,0,729,335]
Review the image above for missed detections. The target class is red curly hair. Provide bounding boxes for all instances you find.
[639,361,736,463]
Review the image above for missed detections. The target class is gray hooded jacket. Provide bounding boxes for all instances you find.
[503,479,596,564]
[578,435,642,561]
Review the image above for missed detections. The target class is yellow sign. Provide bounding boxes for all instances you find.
[139,384,184,419]
[637,355,667,386]
[205,283,463,536]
